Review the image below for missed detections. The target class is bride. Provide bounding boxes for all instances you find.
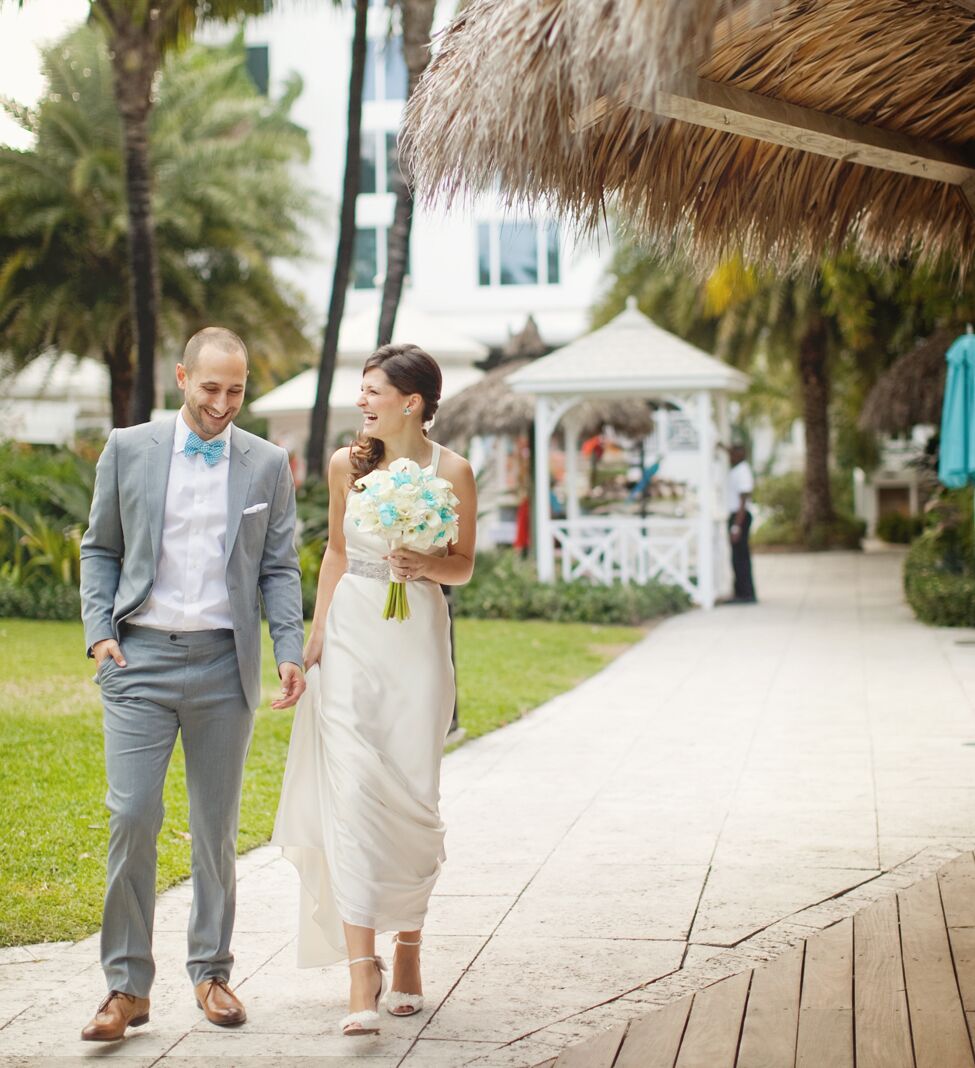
[272,342,477,1036]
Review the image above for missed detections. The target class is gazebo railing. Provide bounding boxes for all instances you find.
[552,516,701,599]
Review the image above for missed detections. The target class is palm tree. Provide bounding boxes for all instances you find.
[2,0,285,423]
[0,27,315,426]
[306,0,370,481]
[56,0,271,424]
[377,0,436,347]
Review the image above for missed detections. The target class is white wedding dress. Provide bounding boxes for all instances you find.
[272,442,455,965]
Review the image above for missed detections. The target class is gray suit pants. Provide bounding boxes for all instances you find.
[98,624,254,997]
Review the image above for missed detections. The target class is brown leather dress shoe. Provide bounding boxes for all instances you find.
[81,990,150,1041]
[195,977,247,1027]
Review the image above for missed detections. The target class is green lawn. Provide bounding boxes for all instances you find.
[0,616,641,946]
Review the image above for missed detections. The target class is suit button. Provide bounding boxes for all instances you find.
[169,633,178,641]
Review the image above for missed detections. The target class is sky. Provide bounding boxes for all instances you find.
[0,0,89,148]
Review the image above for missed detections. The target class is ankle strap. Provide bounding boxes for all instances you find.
[393,936,422,946]
[348,955,379,967]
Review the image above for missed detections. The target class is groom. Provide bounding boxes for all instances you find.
[79,327,305,1041]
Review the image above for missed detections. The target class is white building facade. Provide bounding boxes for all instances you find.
[229,0,609,354]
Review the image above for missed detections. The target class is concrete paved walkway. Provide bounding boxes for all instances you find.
[2,550,975,1067]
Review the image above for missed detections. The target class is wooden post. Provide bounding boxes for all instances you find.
[534,396,555,582]
[564,410,581,521]
[696,390,715,608]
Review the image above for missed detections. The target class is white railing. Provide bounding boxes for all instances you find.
[551,517,699,596]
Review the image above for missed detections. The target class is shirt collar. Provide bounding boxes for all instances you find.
[175,410,232,459]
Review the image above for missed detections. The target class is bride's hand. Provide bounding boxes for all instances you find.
[303,631,323,670]
[387,548,430,582]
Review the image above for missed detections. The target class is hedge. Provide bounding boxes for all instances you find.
[904,531,975,627]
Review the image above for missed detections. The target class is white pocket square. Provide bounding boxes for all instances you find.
[243,502,268,515]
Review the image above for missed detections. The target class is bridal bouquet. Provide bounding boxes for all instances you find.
[347,457,460,621]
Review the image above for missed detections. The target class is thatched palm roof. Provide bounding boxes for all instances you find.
[859,328,957,434]
[403,0,975,271]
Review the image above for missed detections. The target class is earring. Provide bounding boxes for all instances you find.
[403,407,412,415]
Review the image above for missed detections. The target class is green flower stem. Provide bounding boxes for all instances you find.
[383,581,411,621]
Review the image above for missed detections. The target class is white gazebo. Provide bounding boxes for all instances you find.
[250,303,487,479]
[505,300,749,608]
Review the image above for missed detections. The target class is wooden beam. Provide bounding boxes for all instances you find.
[657,74,975,186]
[576,74,975,196]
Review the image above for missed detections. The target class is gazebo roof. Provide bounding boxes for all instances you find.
[505,301,749,396]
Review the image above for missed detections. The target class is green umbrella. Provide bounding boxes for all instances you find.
[939,331,975,490]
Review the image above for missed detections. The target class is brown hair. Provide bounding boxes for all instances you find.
[183,326,249,372]
[350,343,443,488]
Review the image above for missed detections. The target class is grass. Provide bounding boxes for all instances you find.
[0,616,641,946]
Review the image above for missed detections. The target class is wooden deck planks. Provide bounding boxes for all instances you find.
[674,970,751,1068]
[552,1022,626,1068]
[899,875,975,1068]
[795,917,853,1068]
[938,852,975,928]
[854,893,914,1068]
[532,856,975,1068]
[736,945,803,1068]
[615,996,692,1068]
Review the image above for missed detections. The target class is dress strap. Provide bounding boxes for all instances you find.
[428,441,442,474]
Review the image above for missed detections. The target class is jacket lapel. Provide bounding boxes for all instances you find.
[225,430,253,567]
[146,420,176,565]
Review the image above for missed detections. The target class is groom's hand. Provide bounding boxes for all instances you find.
[92,638,126,668]
[272,661,305,709]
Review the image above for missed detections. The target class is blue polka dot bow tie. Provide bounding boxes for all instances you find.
[184,430,226,466]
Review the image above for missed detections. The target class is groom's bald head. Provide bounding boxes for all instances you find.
[183,327,249,374]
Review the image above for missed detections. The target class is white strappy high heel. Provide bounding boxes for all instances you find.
[341,955,387,1036]
[387,936,424,1017]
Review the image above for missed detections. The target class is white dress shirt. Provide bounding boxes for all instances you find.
[726,460,755,513]
[130,413,234,631]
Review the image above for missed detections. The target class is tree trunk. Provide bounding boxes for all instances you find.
[377,0,436,347]
[798,314,834,540]
[109,29,160,426]
[306,0,370,482]
[103,329,134,428]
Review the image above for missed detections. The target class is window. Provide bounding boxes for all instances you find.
[363,36,408,102]
[385,131,400,191]
[353,226,411,289]
[477,221,561,287]
[354,227,379,289]
[360,134,378,194]
[245,45,269,96]
[359,131,401,195]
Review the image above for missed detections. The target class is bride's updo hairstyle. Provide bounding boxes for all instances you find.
[350,343,443,488]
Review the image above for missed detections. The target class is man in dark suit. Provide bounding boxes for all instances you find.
[79,327,305,1040]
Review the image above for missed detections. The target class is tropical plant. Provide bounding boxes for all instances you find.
[377,0,436,346]
[306,0,370,481]
[0,27,314,426]
[87,0,272,423]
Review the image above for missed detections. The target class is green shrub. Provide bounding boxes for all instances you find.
[296,480,329,545]
[752,471,864,549]
[0,579,81,620]
[0,441,95,525]
[875,512,924,545]
[453,550,690,625]
[904,530,975,626]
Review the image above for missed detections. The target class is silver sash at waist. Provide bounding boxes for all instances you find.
[346,557,390,581]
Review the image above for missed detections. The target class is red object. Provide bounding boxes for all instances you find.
[581,434,604,459]
[514,496,531,551]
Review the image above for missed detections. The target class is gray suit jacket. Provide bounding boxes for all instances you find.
[80,418,305,710]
